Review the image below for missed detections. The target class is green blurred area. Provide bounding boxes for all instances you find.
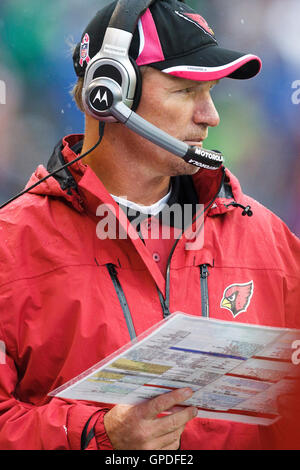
[1,1,57,79]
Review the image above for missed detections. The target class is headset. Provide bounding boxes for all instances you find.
[82,0,224,170]
[0,0,224,211]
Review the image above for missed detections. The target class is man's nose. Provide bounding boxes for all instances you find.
[192,93,220,128]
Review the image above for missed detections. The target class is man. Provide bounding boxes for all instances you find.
[0,0,299,450]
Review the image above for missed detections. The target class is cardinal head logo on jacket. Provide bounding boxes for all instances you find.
[220,281,254,318]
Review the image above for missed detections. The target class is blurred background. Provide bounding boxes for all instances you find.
[0,0,299,235]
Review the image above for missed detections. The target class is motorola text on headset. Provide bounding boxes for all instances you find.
[0,0,224,210]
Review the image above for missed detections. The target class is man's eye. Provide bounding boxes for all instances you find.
[177,88,193,94]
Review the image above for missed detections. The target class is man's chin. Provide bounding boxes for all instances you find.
[184,164,200,176]
[169,159,200,177]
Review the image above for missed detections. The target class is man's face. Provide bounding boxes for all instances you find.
[114,67,220,177]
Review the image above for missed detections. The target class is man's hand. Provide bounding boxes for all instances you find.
[103,387,198,450]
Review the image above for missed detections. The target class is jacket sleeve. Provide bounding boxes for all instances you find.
[285,273,300,329]
[0,332,113,450]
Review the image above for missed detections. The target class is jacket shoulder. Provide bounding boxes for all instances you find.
[0,191,86,288]
[241,194,300,275]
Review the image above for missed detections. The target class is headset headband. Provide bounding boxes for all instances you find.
[109,0,155,33]
[82,0,156,120]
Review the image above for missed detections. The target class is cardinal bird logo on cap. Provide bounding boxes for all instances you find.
[220,281,254,318]
[175,11,215,37]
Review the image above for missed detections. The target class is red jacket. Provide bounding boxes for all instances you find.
[0,134,299,450]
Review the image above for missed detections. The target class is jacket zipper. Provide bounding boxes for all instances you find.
[106,263,137,341]
[200,264,209,317]
[163,169,225,315]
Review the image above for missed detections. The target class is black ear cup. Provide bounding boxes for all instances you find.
[92,64,123,87]
[83,54,142,120]
[91,58,142,112]
[129,57,142,112]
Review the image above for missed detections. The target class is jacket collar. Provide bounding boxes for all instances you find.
[26,134,248,294]
[28,134,244,216]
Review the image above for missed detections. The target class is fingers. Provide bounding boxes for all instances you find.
[138,387,194,420]
[103,388,197,450]
[154,405,198,438]
[146,427,184,451]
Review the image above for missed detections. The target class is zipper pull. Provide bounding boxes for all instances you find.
[107,263,117,277]
[225,202,253,217]
[200,264,209,318]
[200,264,209,279]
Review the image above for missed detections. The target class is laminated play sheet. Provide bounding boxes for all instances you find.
[50,313,300,425]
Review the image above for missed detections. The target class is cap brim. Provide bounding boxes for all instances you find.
[150,44,262,81]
